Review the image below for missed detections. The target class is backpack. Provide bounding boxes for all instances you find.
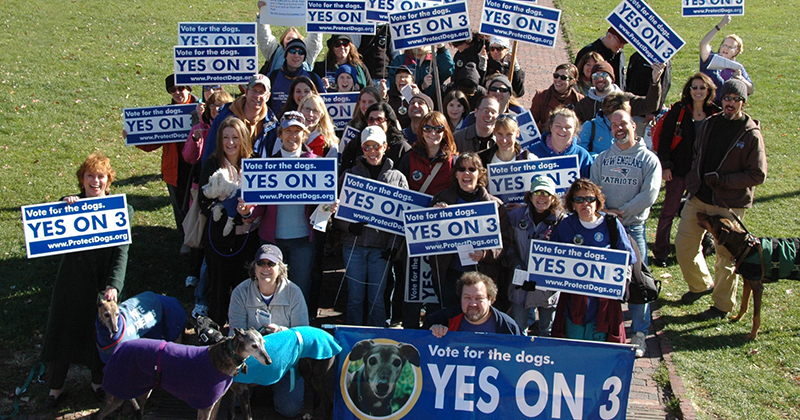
[605,215,662,304]
[651,103,686,153]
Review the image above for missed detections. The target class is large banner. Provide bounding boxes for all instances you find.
[487,155,579,203]
[606,0,685,64]
[524,239,630,300]
[405,256,439,303]
[336,173,433,235]
[307,0,376,34]
[173,45,258,85]
[177,22,257,46]
[21,195,132,259]
[479,0,562,48]
[123,104,196,146]
[682,0,744,17]
[321,92,360,131]
[404,202,502,258]
[389,1,471,50]
[334,327,635,419]
[241,158,338,204]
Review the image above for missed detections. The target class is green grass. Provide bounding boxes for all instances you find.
[1,0,799,418]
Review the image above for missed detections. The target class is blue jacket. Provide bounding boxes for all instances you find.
[577,113,614,158]
[527,135,594,179]
[267,66,326,116]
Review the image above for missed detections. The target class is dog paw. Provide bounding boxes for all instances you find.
[212,206,223,222]
[222,219,234,236]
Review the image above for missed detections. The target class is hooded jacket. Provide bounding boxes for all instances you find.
[573,82,660,124]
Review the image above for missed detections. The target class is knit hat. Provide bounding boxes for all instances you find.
[255,244,283,264]
[529,175,556,196]
[326,34,353,49]
[591,62,616,82]
[165,74,192,93]
[455,62,480,88]
[335,64,359,85]
[410,92,434,112]
[720,78,748,102]
[284,39,307,58]
[361,126,387,145]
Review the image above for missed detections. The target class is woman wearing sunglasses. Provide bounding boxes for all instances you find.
[549,179,635,343]
[429,153,504,310]
[478,114,536,167]
[227,244,308,417]
[530,63,584,133]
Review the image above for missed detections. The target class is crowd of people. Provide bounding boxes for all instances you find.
[41,13,766,414]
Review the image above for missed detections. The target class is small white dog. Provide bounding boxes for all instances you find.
[202,168,239,236]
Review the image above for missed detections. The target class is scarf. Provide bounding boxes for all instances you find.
[230,96,267,143]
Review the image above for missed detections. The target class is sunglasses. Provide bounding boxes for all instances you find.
[690,85,708,91]
[722,95,744,103]
[334,40,350,48]
[367,116,386,125]
[203,85,221,91]
[169,86,188,93]
[532,190,552,196]
[256,260,277,267]
[362,144,383,152]
[456,167,478,173]
[573,196,598,204]
[489,86,510,93]
[287,48,305,55]
[489,46,506,51]
[422,124,445,134]
[553,73,572,81]
[591,72,610,80]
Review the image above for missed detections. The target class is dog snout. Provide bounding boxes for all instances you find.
[374,382,391,397]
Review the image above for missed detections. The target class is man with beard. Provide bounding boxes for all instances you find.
[590,109,661,357]
[454,95,499,153]
[674,79,767,320]
[574,61,665,124]
[403,93,433,144]
[423,272,521,336]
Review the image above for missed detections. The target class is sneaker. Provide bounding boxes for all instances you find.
[192,304,208,319]
[680,286,714,304]
[185,276,199,287]
[698,306,727,321]
[631,332,646,358]
[180,244,192,256]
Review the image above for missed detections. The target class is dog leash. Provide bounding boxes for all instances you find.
[0,362,45,420]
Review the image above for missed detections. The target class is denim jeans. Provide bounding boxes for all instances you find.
[624,223,650,334]
[343,244,390,327]
[272,371,304,418]
[625,223,648,265]
[511,303,556,337]
[194,257,209,306]
[274,237,315,304]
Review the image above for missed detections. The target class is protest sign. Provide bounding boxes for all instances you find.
[389,1,471,50]
[682,0,744,17]
[339,125,361,151]
[173,45,258,85]
[367,0,442,23]
[404,201,501,257]
[259,0,307,26]
[307,0,376,34]
[523,239,630,300]
[177,22,256,46]
[406,256,439,303]
[333,327,635,420]
[320,92,360,131]
[22,195,132,259]
[241,158,338,204]
[123,104,196,146]
[606,0,685,64]
[336,173,433,235]
[479,0,562,48]
[487,155,579,203]
[516,110,542,150]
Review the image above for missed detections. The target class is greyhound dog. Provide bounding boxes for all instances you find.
[346,339,421,417]
[96,291,186,363]
[93,327,270,420]
[697,212,800,339]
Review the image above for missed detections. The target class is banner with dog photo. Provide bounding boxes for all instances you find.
[333,326,635,420]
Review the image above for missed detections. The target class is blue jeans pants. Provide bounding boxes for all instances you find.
[625,223,651,334]
[343,244,389,327]
[273,237,315,305]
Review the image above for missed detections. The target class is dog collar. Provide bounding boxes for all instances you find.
[228,339,246,374]
[97,315,126,351]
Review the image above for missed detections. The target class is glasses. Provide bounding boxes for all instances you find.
[489,86,510,93]
[334,40,350,48]
[456,167,478,173]
[256,260,277,267]
[422,124,445,134]
[489,46,506,51]
[573,196,598,204]
[722,95,744,103]
[532,190,551,196]
[362,144,383,152]
[287,48,305,55]
[690,85,708,91]
[367,116,386,125]
[169,86,188,93]
[203,85,221,91]
[591,72,610,80]
[553,73,572,81]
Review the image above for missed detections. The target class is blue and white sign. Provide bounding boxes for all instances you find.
[404,202,501,257]
[307,0,376,34]
[336,173,433,235]
[526,239,630,300]
[123,104,196,146]
[488,155,579,203]
[406,256,439,303]
[606,0,685,64]
[334,327,635,420]
[516,110,542,150]
[241,158,338,204]
[367,0,442,23]
[390,1,471,50]
[340,126,361,150]
[22,195,132,259]
[321,92,360,131]
[177,22,257,46]
[682,0,744,17]
[173,45,258,85]
[480,0,561,48]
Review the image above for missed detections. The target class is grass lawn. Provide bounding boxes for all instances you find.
[0,0,798,418]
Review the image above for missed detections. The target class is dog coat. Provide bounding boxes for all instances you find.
[233,326,341,386]
[738,237,800,282]
[103,339,232,410]
[96,292,187,363]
